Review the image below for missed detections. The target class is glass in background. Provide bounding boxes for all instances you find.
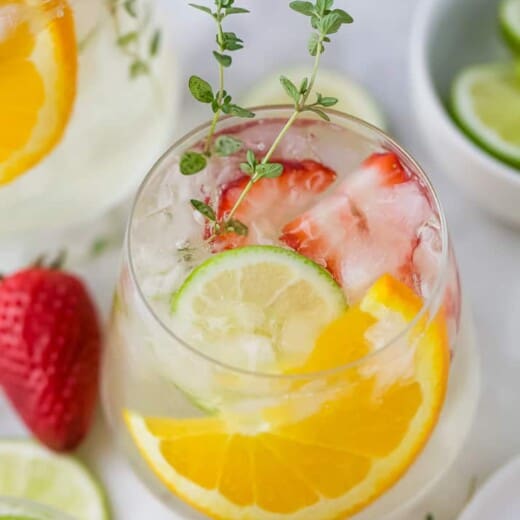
[0,0,179,271]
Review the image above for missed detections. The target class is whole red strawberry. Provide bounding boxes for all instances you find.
[0,267,101,452]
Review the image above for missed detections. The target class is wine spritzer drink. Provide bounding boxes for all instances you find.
[103,108,461,519]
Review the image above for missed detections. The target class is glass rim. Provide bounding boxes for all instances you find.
[126,105,450,381]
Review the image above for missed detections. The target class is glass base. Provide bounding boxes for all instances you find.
[352,301,480,520]
[101,301,480,520]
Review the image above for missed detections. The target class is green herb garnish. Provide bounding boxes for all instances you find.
[215,135,243,156]
[190,199,217,222]
[180,0,252,177]
[185,0,353,238]
[108,0,162,79]
[90,237,110,257]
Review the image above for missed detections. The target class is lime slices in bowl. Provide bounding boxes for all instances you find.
[0,440,109,520]
[451,62,520,169]
[500,0,520,54]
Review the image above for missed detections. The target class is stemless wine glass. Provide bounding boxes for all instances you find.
[0,0,178,270]
[0,497,74,520]
[103,107,468,520]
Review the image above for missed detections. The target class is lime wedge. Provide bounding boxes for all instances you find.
[241,67,387,130]
[171,245,347,372]
[0,497,72,520]
[0,516,42,520]
[500,0,520,54]
[451,62,520,168]
[0,517,38,520]
[0,441,109,520]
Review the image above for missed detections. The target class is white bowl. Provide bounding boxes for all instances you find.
[410,0,520,226]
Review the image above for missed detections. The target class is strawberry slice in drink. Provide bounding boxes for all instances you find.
[280,152,436,302]
[213,159,337,251]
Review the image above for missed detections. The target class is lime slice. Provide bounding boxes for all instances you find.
[241,67,387,130]
[0,441,109,520]
[0,517,38,520]
[451,62,520,168]
[0,516,41,520]
[0,497,72,520]
[500,0,520,54]
[171,245,347,372]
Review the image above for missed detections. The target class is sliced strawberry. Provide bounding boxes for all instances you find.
[280,189,356,280]
[212,159,337,251]
[361,152,409,186]
[280,152,434,302]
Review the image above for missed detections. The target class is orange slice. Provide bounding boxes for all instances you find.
[125,275,450,519]
[0,0,77,185]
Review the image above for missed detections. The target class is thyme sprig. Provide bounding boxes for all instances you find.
[184,0,353,239]
[108,0,162,79]
[180,0,252,176]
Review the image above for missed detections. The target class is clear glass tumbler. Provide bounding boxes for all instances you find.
[103,108,464,520]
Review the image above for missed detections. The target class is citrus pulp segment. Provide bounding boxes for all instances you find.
[0,0,77,184]
[126,275,449,519]
[451,63,520,168]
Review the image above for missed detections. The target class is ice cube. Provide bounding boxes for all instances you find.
[412,221,443,299]
[214,334,278,372]
[335,176,436,300]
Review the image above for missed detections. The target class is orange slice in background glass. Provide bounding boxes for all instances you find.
[0,0,77,185]
[125,275,450,519]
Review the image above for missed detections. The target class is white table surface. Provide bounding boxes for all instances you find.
[2,1,520,519]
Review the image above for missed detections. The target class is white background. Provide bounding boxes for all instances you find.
[2,0,520,519]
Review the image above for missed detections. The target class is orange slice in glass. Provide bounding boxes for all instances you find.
[125,275,450,519]
[0,0,77,185]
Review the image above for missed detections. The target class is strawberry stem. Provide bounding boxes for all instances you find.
[31,251,67,270]
[49,250,67,270]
